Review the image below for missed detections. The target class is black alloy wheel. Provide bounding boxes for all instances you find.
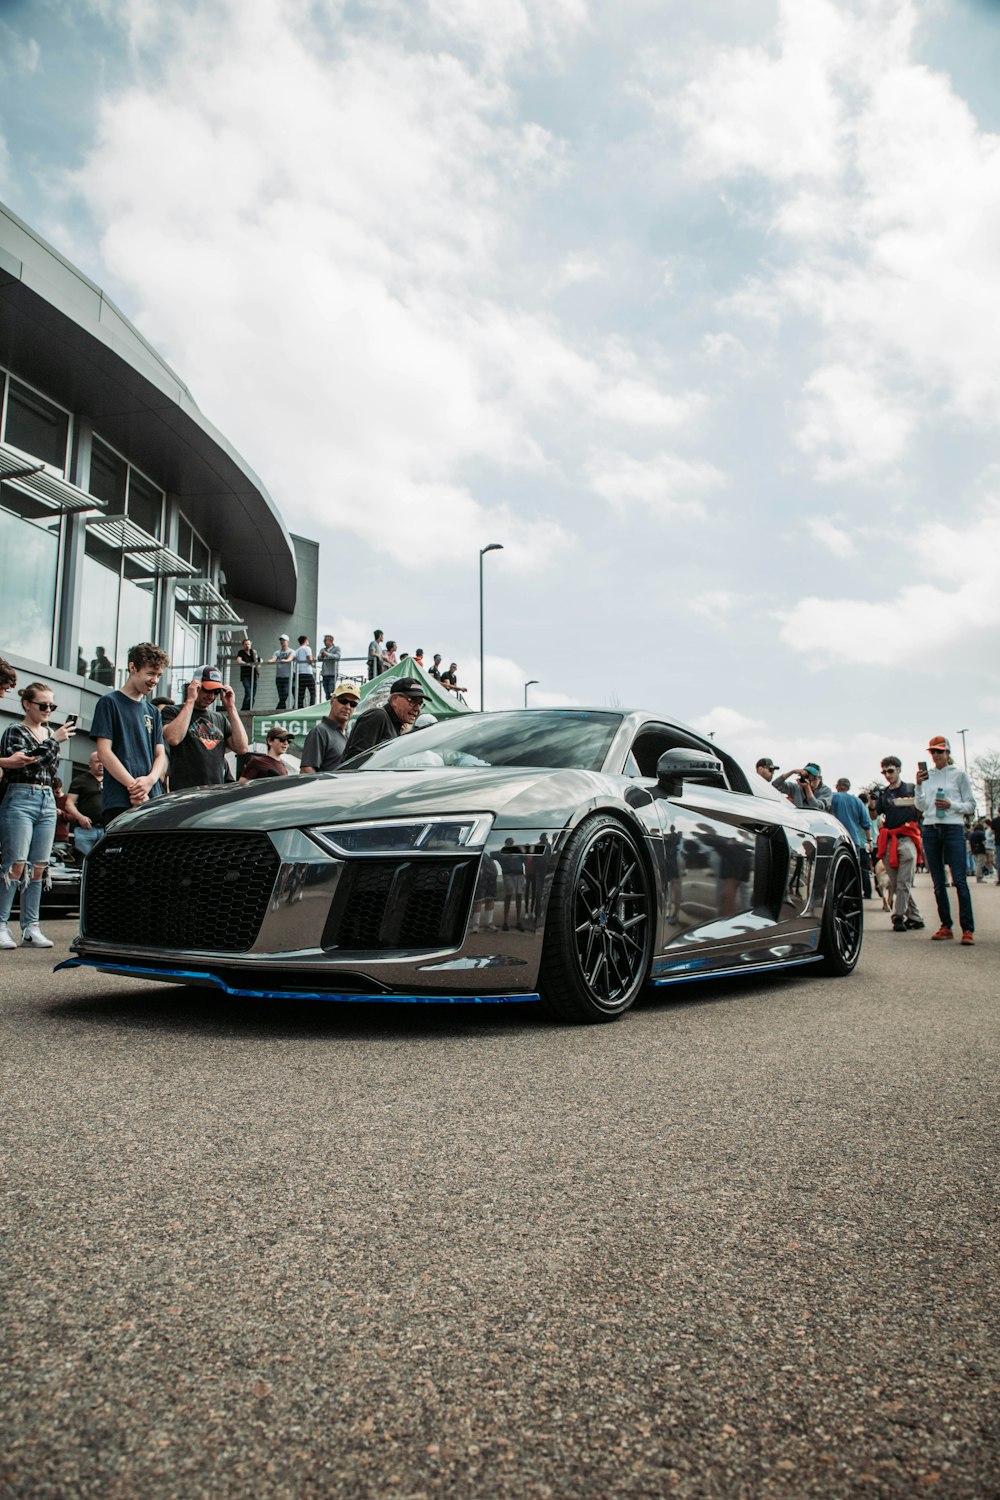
[818,846,864,975]
[539,815,653,1022]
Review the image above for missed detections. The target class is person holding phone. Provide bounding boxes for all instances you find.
[0,683,77,949]
[915,735,977,944]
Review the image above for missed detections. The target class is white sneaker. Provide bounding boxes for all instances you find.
[21,924,53,949]
[0,922,16,950]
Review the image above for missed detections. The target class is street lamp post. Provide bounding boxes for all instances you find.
[957,728,969,770]
[479,543,503,712]
[524,679,539,707]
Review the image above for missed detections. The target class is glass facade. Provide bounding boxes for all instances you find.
[1,361,208,687]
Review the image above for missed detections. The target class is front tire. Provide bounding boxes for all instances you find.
[538,815,653,1023]
[818,847,863,975]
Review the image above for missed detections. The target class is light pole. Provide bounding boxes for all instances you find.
[957,728,969,770]
[524,679,539,707]
[479,543,503,711]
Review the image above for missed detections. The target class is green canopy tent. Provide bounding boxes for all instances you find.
[251,655,471,745]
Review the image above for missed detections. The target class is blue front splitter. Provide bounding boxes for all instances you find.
[54,958,539,1006]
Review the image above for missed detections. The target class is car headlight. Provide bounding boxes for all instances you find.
[309,814,494,857]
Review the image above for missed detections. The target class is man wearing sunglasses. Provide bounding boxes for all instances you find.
[915,736,977,944]
[161,665,248,791]
[300,682,361,773]
[871,755,924,932]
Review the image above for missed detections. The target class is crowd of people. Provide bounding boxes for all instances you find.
[365,631,465,696]
[755,741,996,947]
[230,630,467,714]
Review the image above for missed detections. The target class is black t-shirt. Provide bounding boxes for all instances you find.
[68,768,104,823]
[874,781,920,830]
[346,705,404,756]
[161,705,232,790]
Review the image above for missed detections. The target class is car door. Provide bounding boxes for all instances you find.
[625,724,779,952]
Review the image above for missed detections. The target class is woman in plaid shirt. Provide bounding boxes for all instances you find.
[0,682,77,949]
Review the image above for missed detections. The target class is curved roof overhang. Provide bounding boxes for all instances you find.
[0,203,296,612]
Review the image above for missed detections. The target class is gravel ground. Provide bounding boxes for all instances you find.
[1,872,997,1499]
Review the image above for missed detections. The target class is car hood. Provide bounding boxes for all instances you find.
[110,766,617,833]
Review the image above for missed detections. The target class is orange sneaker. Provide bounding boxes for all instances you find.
[961,931,975,945]
[931,925,953,940]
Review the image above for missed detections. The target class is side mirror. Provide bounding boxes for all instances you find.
[657,747,726,792]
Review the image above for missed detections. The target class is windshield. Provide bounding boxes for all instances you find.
[341,711,624,773]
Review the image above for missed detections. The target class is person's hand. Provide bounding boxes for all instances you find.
[4,750,32,768]
[186,679,201,703]
[220,683,236,711]
[935,796,951,810]
[54,722,76,743]
[915,766,929,783]
[76,814,93,829]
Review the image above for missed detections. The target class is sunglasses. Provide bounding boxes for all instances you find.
[929,747,948,755]
[881,766,898,773]
[270,736,291,744]
[335,696,358,705]
[30,702,56,711]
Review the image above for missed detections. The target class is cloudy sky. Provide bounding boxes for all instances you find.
[2,0,1000,790]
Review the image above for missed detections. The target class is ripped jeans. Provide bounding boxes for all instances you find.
[0,784,56,929]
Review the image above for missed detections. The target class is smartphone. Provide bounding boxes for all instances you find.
[65,713,79,727]
[918,760,927,774]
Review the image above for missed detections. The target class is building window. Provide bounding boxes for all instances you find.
[0,507,58,662]
[127,471,162,538]
[2,377,70,471]
[89,438,128,509]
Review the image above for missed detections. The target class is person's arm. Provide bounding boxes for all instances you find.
[162,682,198,746]
[63,791,93,829]
[300,728,321,774]
[220,684,248,755]
[954,771,977,817]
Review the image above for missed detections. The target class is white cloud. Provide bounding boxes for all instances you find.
[778,494,1000,669]
[806,515,854,559]
[793,364,915,482]
[585,448,724,516]
[690,589,750,619]
[664,0,1000,484]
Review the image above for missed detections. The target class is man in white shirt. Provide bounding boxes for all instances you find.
[915,735,977,944]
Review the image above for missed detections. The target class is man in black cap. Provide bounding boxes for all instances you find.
[162,665,248,790]
[347,678,425,756]
[755,757,777,783]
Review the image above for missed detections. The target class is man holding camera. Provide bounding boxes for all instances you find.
[773,761,833,812]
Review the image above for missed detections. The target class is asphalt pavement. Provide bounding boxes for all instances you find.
[1,873,997,1499]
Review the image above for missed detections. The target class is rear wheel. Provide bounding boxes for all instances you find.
[538,815,653,1022]
[818,847,863,975]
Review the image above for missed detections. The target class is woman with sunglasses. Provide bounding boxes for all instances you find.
[239,729,293,782]
[0,683,77,949]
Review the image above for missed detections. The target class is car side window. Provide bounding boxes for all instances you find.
[626,728,679,779]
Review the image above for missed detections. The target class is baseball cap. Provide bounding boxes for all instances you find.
[197,665,224,690]
[279,633,289,641]
[333,681,360,702]
[927,735,950,752]
[804,762,822,777]
[756,757,777,770]
[390,677,425,701]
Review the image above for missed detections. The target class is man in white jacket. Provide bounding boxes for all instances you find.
[915,735,977,944]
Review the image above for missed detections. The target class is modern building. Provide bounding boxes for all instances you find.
[0,200,316,756]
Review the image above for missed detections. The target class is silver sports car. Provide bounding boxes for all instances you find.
[60,709,863,1022]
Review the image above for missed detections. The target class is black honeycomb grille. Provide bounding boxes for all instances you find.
[323,858,477,951]
[83,832,280,952]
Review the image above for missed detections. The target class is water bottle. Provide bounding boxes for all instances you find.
[935,781,948,819]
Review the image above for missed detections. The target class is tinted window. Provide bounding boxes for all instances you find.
[344,711,624,773]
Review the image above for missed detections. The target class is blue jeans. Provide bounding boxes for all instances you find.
[922,822,974,933]
[0,784,57,928]
[74,826,104,859]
